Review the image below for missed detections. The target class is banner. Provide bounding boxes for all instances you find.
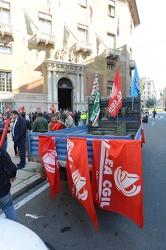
[89,71,100,127]
[92,139,143,228]
[66,137,98,231]
[5,105,10,113]
[0,118,10,147]
[18,106,25,112]
[107,67,122,117]
[39,136,61,199]
[50,104,56,112]
[50,122,63,131]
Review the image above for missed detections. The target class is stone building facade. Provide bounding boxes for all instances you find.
[0,0,140,113]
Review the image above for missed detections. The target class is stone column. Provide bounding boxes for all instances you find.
[76,73,80,102]
[52,71,58,103]
[47,70,52,102]
[80,73,84,102]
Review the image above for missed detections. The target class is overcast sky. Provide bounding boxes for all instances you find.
[132,0,166,95]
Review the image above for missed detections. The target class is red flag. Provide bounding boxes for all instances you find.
[92,139,143,228]
[18,106,25,112]
[89,5,93,24]
[38,136,62,199]
[0,118,10,147]
[5,105,10,113]
[141,118,145,144]
[66,137,98,231]
[50,104,56,112]
[107,67,122,117]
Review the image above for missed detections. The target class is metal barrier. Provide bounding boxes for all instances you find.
[28,124,142,166]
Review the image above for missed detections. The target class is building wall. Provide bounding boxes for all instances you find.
[0,0,139,113]
[141,77,157,107]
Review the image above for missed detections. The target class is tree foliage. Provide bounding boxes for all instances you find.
[146,99,156,108]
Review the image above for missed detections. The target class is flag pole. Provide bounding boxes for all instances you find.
[132,96,134,111]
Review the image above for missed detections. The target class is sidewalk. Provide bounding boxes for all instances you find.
[6,133,45,200]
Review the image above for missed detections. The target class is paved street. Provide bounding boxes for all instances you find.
[6,132,44,199]
[8,112,166,250]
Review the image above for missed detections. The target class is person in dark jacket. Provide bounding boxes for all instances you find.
[0,147,18,222]
[11,110,27,169]
[20,112,31,130]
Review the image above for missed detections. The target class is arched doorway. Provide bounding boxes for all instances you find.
[58,78,73,110]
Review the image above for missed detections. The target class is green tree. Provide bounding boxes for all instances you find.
[146,99,156,108]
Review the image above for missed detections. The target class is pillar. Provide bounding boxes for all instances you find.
[80,73,84,102]
[52,71,58,103]
[47,70,52,102]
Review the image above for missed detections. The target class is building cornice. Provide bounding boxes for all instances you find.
[44,60,85,75]
[128,0,140,27]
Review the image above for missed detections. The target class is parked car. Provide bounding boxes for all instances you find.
[0,217,52,250]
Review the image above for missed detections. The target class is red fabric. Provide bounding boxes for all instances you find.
[141,119,145,144]
[92,139,143,228]
[89,5,93,24]
[18,106,25,112]
[50,104,56,112]
[50,122,63,131]
[0,118,10,147]
[107,67,122,117]
[5,105,10,112]
[38,136,61,199]
[66,137,98,231]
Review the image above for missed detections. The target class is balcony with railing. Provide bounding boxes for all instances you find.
[36,31,56,47]
[75,41,92,53]
[105,48,121,59]
[0,23,14,40]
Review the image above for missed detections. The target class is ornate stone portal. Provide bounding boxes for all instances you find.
[44,56,86,111]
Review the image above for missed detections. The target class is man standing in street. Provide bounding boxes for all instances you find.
[0,146,18,222]
[32,112,48,132]
[64,111,74,128]
[11,110,27,169]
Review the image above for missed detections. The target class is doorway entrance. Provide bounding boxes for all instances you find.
[58,78,73,110]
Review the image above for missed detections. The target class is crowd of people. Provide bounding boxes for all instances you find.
[0,108,89,223]
[0,109,90,166]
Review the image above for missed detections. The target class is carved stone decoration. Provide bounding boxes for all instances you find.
[55,46,79,63]
[45,60,85,75]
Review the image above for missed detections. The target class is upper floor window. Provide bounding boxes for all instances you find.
[78,0,87,7]
[107,61,116,70]
[108,0,115,18]
[0,43,12,54]
[107,81,113,96]
[0,71,12,92]
[107,33,115,49]
[0,2,10,24]
[38,12,52,34]
[78,24,88,42]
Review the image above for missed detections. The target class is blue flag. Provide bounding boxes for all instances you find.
[130,65,140,97]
